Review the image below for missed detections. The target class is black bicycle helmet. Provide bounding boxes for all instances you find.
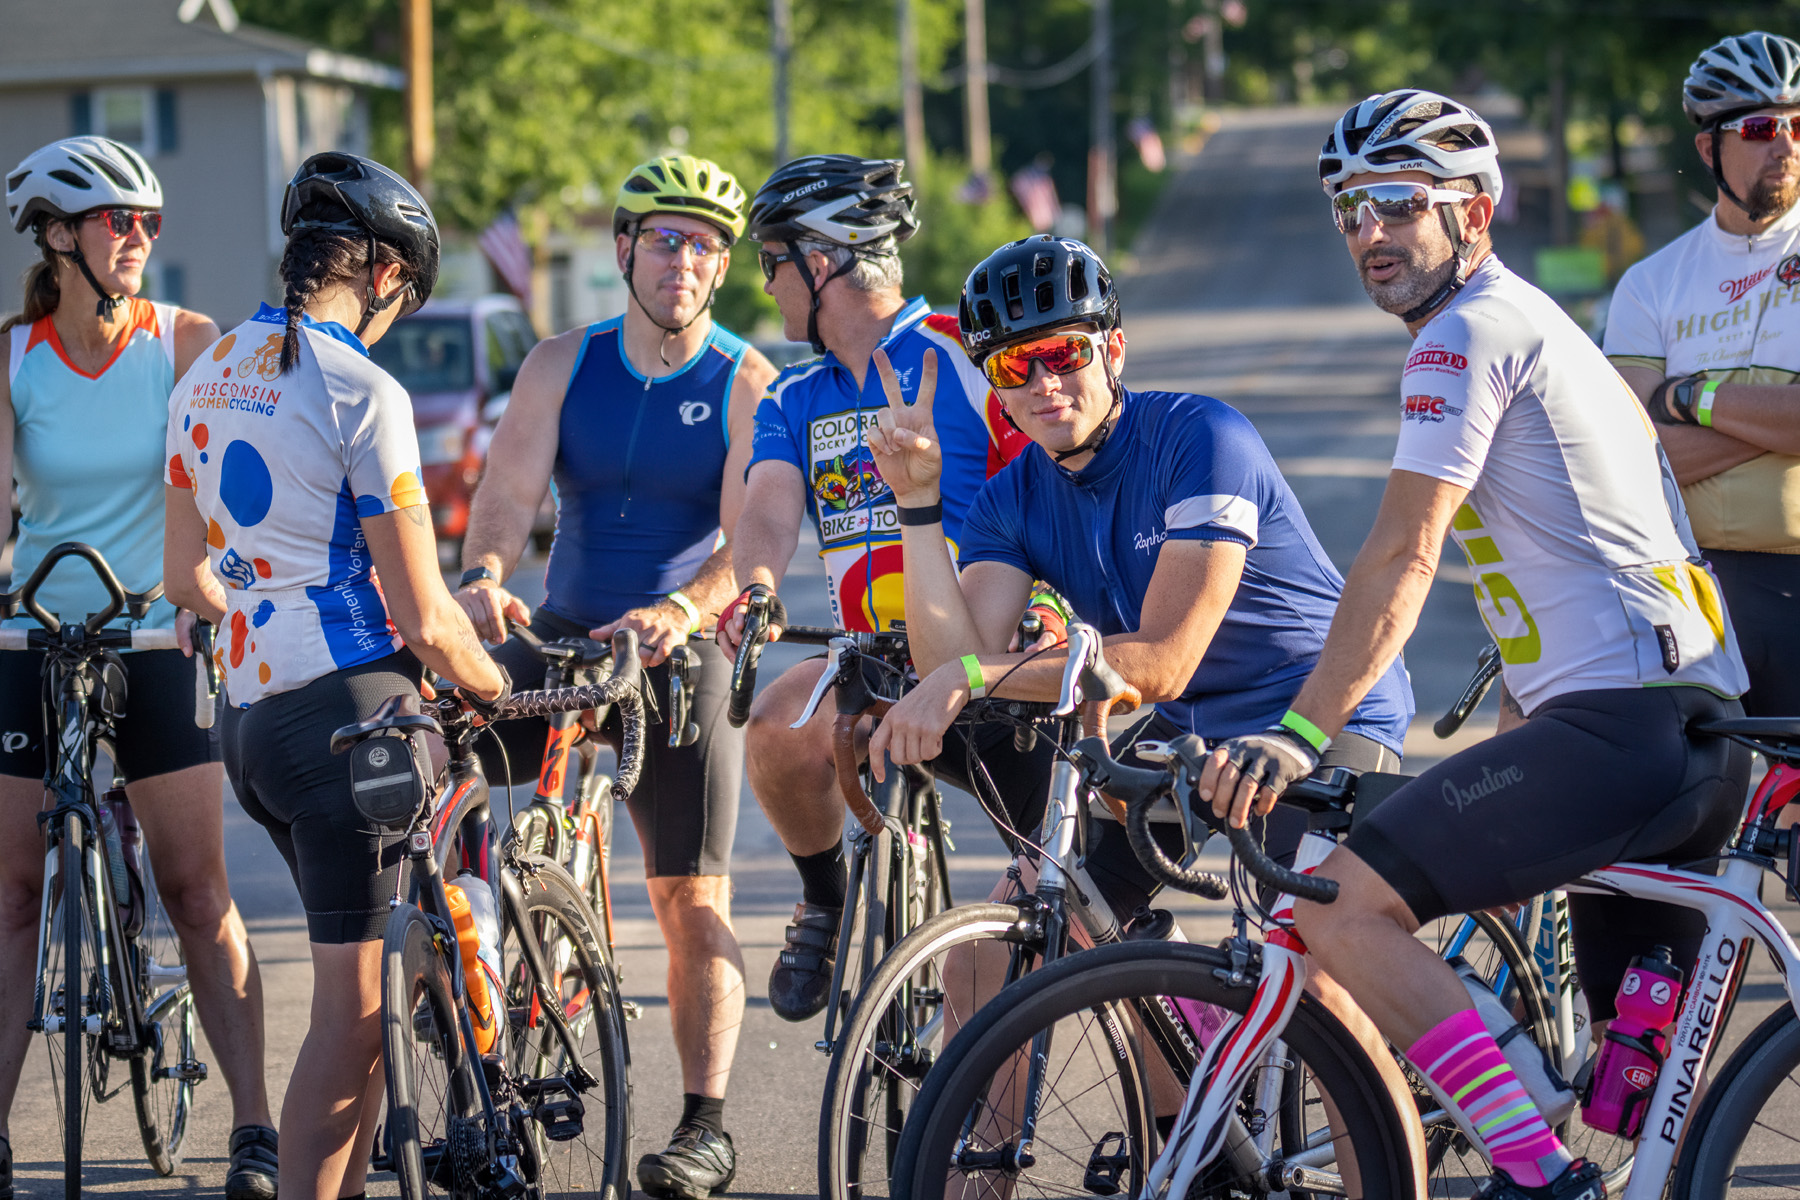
[747,155,919,249]
[957,235,1120,361]
[281,152,440,311]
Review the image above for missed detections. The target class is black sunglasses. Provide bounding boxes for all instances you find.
[758,247,808,282]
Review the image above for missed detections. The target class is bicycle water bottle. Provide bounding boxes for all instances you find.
[1581,945,1683,1138]
[1448,956,1577,1124]
[96,787,147,936]
[1124,907,1232,1049]
[445,874,504,1055]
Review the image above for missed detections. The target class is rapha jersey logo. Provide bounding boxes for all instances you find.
[1403,394,1464,423]
[1133,528,1168,552]
[1720,264,1775,304]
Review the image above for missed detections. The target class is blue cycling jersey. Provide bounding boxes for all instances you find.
[958,387,1415,749]
[542,316,749,629]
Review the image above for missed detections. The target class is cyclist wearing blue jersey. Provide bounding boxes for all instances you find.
[717,156,1036,1025]
[1,137,274,1200]
[863,235,1413,916]
[455,155,773,1199]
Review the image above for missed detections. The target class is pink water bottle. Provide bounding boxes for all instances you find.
[1581,945,1683,1138]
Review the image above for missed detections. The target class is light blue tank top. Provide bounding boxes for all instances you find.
[5,298,180,632]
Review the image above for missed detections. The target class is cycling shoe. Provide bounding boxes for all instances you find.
[226,1123,280,1200]
[768,901,840,1022]
[1473,1159,1605,1200]
[637,1125,736,1198]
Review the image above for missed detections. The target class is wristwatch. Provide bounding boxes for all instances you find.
[458,565,498,589]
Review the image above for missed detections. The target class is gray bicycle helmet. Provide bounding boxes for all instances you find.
[6,136,165,317]
[958,235,1119,359]
[1684,32,1800,127]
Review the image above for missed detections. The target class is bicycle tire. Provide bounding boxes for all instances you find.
[130,852,198,1174]
[503,855,631,1200]
[52,816,94,1200]
[819,903,1039,1200]
[892,939,1419,1200]
[1670,1002,1800,1198]
[382,902,483,1200]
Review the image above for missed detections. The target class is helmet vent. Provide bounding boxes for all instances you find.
[1035,281,1055,312]
[976,298,998,329]
[624,174,659,193]
[1068,259,1090,301]
[971,268,989,294]
[671,165,689,188]
[1002,270,1024,321]
[1033,254,1053,276]
[7,170,31,191]
[48,169,91,190]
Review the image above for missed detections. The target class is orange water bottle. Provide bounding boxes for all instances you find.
[444,880,500,1054]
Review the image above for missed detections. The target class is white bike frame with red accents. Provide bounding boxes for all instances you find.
[1143,760,1800,1200]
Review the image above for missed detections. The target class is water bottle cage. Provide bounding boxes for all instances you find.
[347,729,431,829]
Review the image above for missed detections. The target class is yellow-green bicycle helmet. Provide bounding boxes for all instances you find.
[611,155,748,243]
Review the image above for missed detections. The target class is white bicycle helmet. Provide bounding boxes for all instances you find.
[1318,90,1503,205]
[1684,31,1800,127]
[6,136,162,234]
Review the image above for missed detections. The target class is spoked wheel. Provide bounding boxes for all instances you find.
[45,818,100,1200]
[382,902,483,1200]
[131,853,200,1174]
[893,940,1420,1200]
[819,903,1043,1200]
[503,856,631,1200]
[1672,1004,1800,1198]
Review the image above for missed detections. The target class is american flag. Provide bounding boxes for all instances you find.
[479,212,534,303]
[1010,165,1059,233]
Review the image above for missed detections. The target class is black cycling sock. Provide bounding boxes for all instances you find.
[680,1092,726,1137]
[791,845,847,910]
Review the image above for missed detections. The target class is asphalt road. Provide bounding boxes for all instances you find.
[11,105,1798,1198]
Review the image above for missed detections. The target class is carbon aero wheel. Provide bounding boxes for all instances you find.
[892,940,1419,1200]
[503,855,631,1200]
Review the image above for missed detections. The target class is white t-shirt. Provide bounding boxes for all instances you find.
[1394,257,1747,712]
[166,304,425,706]
[1605,203,1800,553]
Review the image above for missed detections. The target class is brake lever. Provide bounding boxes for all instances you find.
[792,639,849,729]
[667,644,700,748]
[1054,624,1101,717]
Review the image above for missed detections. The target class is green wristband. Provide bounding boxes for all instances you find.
[961,654,987,700]
[1695,379,1722,428]
[666,590,701,635]
[1279,709,1331,754]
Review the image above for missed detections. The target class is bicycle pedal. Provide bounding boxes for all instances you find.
[156,1058,208,1083]
[621,1000,643,1021]
[1083,1131,1130,1195]
[517,1076,586,1142]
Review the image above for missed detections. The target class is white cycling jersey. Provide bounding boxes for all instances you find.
[166,304,423,707]
[1393,256,1748,713]
[1604,202,1800,554]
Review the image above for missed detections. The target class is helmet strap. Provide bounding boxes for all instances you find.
[1050,348,1124,465]
[623,221,720,368]
[1709,126,1756,215]
[51,230,124,319]
[355,235,410,339]
[1397,205,1476,325]
[790,240,861,356]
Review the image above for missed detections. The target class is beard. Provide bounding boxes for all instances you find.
[1743,171,1800,223]
[1358,241,1457,317]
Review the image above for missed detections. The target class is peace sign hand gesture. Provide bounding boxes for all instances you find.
[869,347,944,506]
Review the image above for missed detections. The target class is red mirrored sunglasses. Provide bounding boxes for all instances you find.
[981,331,1106,389]
[87,209,162,240]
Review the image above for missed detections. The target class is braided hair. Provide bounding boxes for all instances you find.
[275,220,408,374]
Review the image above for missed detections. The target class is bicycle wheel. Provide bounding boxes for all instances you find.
[893,939,1419,1200]
[382,902,483,1200]
[131,852,198,1174]
[44,817,98,1200]
[819,902,1042,1200]
[503,856,631,1200]
[1670,1003,1800,1198]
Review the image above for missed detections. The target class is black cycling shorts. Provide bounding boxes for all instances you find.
[222,651,422,945]
[1344,684,1752,1021]
[478,610,744,879]
[0,648,220,782]
[1706,549,1800,718]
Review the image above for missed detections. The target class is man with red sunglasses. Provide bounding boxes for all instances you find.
[1605,31,1800,721]
[862,233,1412,934]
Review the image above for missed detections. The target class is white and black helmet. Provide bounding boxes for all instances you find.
[1684,32,1800,127]
[6,136,162,234]
[747,155,919,249]
[1318,90,1503,205]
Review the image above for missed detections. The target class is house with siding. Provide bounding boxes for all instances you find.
[0,0,401,325]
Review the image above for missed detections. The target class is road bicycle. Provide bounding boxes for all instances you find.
[817,622,1188,1200]
[2,541,216,1199]
[347,629,647,1200]
[893,712,1800,1200]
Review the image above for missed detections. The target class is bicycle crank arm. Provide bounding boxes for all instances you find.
[1274,1163,1347,1195]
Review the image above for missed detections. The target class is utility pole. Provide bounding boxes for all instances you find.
[401,0,433,191]
[772,0,792,164]
[1088,0,1115,250]
[965,0,992,182]
[899,0,928,174]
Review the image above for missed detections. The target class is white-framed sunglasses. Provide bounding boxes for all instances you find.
[1331,182,1472,234]
[1718,112,1800,142]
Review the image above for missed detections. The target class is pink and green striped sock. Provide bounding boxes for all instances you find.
[1409,1008,1572,1187]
